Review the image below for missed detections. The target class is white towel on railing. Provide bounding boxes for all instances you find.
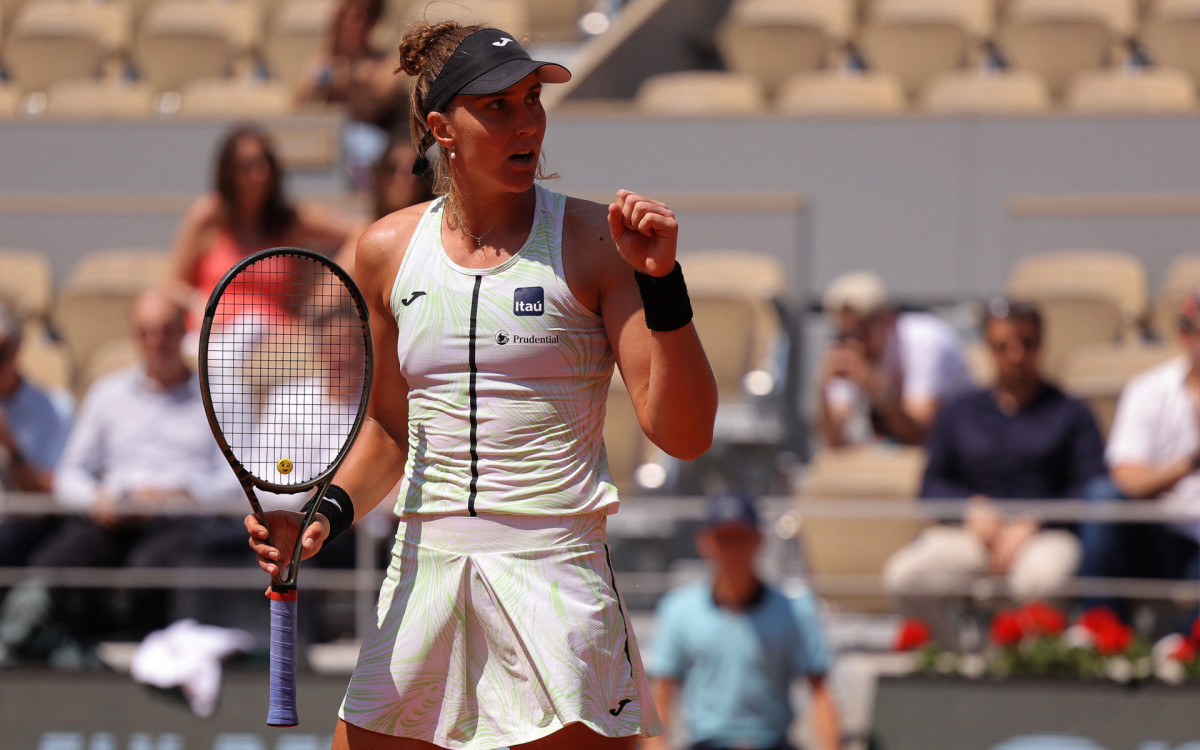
[130,618,253,717]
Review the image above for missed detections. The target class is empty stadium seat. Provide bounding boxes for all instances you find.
[921,68,1053,113]
[0,83,21,117]
[1059,340,1180,437]
[998,0,1133,99]
[1065,66,1197,112]
[715,0,854,95]
[17,322,73,394]
[134,0,259,92]
[523,0,584,42]
[603,374,649,497]
[262,0,337,89]
[776,69,907,114]
[1142,0,1200,89]
[44,78,155,119]
[176,77,293,118]
[0,247,54,322]
[796,444,931,612]
[372,0,529,54]
[51,248,169,381]
[5,0,111,92]
[634,71,768,115]
[1006,248,1148,332]
[858,0,977,99]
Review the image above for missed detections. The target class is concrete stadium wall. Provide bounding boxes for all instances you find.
[3,111,1200,309]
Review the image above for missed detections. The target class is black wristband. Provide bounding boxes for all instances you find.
[635,262,693,332]
[302,484,355,546]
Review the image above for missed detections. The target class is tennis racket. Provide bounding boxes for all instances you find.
[198,247,373,727]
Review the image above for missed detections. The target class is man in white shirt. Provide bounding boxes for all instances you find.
[1083,286,1200,621]
[0,290,242,663]
[817,271,973,447]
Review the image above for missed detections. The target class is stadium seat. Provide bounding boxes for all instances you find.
[44,78,155,119]
[715,0,854,95]
[4,0,111,92]
[1064,66,1197,112]
[263,0,337,90]
[775,69,907,114]
[680,250,788,401]
[920,68,1053,113]
[634,71,768,115]
[372,0,529,54]
[67,247,171,288]
[796,444,931,612]
[17,321,73,394]
[1151,252,1200,339]
[1142,0,1200,90]
[0,83,21,118]
[134,0,260,92]
[858,0,977,100]
[52,248,170,379]
[523,0,584,43]
[998,0,1133,100]
[76,336,141,399]
[176,77,294,118]
[0,247,54,322]
[603,374,649,497]
[1058,340,1179,437]
[1006,248,1149,335]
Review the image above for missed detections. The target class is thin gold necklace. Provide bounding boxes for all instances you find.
[449,202,499,249]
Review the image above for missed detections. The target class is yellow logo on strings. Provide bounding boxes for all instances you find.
[277,458,293,475]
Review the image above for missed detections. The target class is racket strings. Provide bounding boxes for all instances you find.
[206,253,369,488]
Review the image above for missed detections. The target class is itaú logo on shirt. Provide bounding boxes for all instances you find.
[514,287,544,316]
[496,330,560,345]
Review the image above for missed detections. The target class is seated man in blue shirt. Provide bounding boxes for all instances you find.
[645,493,840,750]
[883,299,1107,606]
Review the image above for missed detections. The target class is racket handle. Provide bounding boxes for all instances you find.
[267,588,299,727]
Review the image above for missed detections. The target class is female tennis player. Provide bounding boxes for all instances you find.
[247,20,718,750]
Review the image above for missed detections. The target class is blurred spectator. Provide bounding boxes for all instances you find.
[166,124,364,329]
[817,271,971,448]
[882,300,1106,620]
[0,290,243,665]
[370,132,435,221]
[645,493,840,750]
[1081,286,1200,621]
[0,300,72,570]
[293,0,408,193]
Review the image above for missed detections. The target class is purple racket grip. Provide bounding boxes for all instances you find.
[267,588,299,726]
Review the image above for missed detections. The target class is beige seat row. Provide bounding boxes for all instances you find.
[716,0,1200,102]
[634,66,1198,116]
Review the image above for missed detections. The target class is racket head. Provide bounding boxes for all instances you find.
[198,247,373,497]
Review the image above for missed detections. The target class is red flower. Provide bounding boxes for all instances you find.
[893,619,931,652]
[1019,601,1066,637]
[1169,638,1198,663]
[1094,621,1134,656]
[1079,607,1122,636]
[990,609,1024,647]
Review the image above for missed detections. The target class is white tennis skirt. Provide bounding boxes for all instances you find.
[339,512,663,749]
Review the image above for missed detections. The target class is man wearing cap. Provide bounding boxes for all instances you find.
[1082,286,1200,612]
[645,494,840,750]
[818,271,972,447]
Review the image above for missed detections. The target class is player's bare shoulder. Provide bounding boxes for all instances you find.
[563,196,625,273]
[356,201,432,284]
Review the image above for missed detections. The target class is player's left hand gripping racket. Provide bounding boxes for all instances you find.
[198,247,373,727]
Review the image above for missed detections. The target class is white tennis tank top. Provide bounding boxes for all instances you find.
[389,185,620,517]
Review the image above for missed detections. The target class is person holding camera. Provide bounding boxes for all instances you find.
[817,271,972,448]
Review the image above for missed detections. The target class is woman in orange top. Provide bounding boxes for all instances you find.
[167,124,365,325]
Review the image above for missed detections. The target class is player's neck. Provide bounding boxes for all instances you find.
[447,188,535,252]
